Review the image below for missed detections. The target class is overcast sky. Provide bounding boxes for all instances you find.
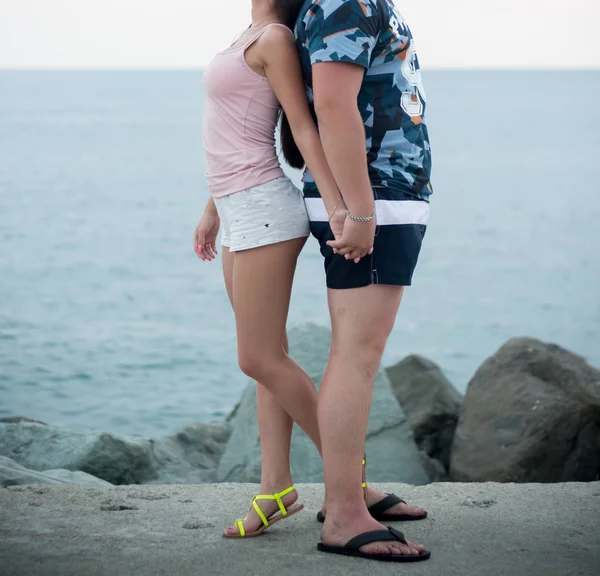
[1,0,599,69]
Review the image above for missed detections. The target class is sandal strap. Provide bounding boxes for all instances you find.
[235,519,246,537]
[345,527,407,550]
[251,497,271,527]
[367,493,404,518]
[253,484,296,519]
[362,456,367,489]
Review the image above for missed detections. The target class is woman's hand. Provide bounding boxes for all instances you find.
[328,206,347,243]
[193,212,220,262]
[327,213,375,264]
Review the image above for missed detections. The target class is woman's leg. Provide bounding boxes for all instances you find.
[232,238,322,453]
[221,246,308,535]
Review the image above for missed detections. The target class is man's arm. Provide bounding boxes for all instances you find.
[302,0,381,259]
[312,62,374,219]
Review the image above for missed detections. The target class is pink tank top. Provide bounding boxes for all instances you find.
[202,24,290,198]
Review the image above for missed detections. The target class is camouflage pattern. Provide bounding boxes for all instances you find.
[295,0,432,200]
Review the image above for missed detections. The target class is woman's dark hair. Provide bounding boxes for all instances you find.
[273,0,312,169]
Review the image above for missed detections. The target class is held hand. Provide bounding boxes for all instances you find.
[327,215,375,264]
[328,207,347,242]
[193,212,220,262]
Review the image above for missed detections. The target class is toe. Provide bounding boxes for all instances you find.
[361,542,389,555]
[406,539,425,554]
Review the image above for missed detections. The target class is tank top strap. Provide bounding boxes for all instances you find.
[264,23,295,39]
[243,22,294,50]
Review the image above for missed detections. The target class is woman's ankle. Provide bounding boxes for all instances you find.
[259,477,295,496]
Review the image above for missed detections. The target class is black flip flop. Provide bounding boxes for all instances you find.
[317,527,431,563]
[316,493,428,523]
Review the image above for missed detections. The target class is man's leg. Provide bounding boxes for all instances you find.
[319,284,425,556]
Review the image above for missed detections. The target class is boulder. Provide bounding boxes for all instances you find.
[149,423,232,484]
[0,416,47,425]
[0,421,231,485]
[450,338,600,482]
[386,355,462,470]
[217,323,430,485]
[419,451,449,482]
[0,422,158,484]
[0,456,112,487]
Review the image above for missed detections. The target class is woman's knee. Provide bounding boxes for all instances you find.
[238,347,282,382]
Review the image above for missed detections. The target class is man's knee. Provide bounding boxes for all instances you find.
[331,335,387,377]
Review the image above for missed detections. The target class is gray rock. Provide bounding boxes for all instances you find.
[0,421,231,485]
[40,469,113,486]
[149,422,232,484]
[419,451,448,483]
[217,323,429,485]
[0,416,47,425]
[0,455,111,487]
[0,422,158,484]
[386,355,462,470]
[450,338,600,482]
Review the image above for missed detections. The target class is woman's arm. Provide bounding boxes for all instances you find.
[193,197,220,262]
[259,27,343,217]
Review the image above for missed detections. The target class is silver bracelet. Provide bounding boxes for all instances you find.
[347,210,375,223]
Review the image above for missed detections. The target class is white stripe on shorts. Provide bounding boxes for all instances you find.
[304,198,430,226]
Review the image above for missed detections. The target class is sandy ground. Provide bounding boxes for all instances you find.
[1,482,599,576]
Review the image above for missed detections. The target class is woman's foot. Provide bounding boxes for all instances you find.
[223,485,299,537]
[321,507,426,557]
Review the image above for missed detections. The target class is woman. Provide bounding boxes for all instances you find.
[194,0,426,543]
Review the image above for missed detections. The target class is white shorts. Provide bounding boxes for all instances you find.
[213,176,310,252]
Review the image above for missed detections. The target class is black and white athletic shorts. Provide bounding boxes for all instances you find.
[304,188,428,290]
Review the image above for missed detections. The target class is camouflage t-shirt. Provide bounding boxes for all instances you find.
[295,0,432,201]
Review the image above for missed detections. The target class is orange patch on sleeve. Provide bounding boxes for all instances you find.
[358,1,368,16]
[396,40,410,61]
[324,27,359,40]
[411,116,423,125]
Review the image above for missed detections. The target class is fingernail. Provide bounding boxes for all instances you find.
[345,254,350,260]
[198,245,203,251]
[369,248,374,254]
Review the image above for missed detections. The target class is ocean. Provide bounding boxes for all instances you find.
[0,70,598,436]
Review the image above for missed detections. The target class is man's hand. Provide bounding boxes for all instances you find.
[193,212,220,262]
[327,213,375,264]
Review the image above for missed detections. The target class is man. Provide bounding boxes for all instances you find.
[295,0,432,562]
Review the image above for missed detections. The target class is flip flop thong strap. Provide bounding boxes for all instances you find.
[367,493,404,517]
[345,527,407,550]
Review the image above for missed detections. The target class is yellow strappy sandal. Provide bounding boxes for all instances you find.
[222,485,304,539]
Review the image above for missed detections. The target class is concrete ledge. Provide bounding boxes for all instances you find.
[1,482,599,576]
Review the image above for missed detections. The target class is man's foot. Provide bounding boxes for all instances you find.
[366,487,426,520]
[320,488,426,521]
[321,509,427,557]
[223,486,299,537]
